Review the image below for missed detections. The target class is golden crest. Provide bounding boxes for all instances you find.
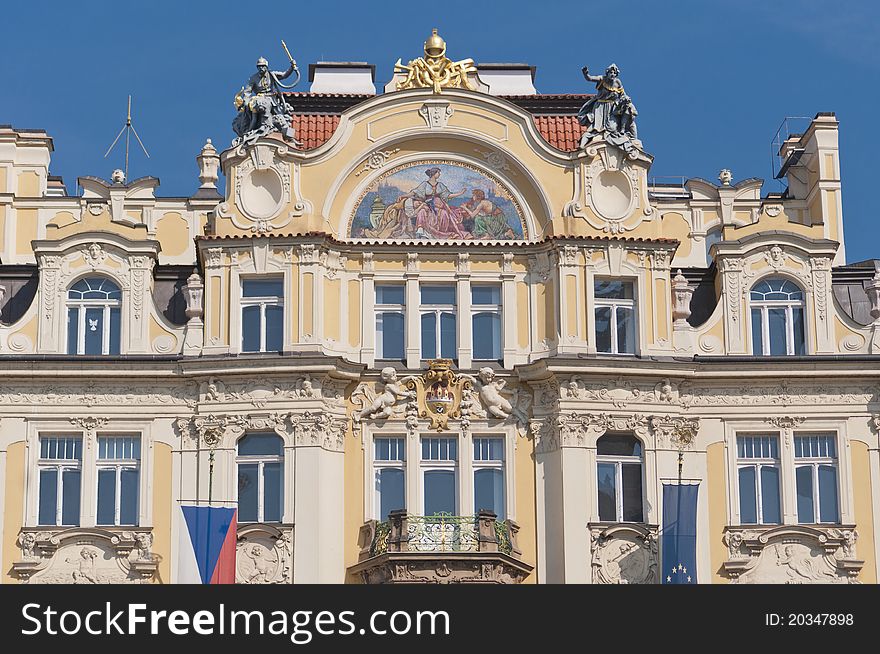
[394,28,477,94]
[406,359,472,431]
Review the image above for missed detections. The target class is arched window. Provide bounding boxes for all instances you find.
[750,278,805,356]
[67,277,121,355]
[596,434,643,522]
[237,433,284,523]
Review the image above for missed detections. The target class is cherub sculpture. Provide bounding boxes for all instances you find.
[476,367,514,419]
[356,367,415,420]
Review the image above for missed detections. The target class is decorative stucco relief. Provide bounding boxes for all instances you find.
[590,524,659,584]
[236,524,293,584]
[14,528,160,584]
[722,526,862,584]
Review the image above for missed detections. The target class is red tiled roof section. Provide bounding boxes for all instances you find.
[533,116,585,152]
[291,114,340,150]
[290,113,585,152]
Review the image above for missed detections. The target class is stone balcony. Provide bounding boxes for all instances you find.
[349,510,533,584]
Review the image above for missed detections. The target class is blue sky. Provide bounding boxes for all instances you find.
[2,1,878,262]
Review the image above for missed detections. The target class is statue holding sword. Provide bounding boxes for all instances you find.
[232,40,301,146]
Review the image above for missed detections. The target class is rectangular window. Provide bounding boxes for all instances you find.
[471,286,502,361]
[594,279,636,354]
[96,436,141,526]
[736,435,781,525]
[375,285,406,360]
[473,436,505,519]
[420,285,457,360]
[794,434,839,524]
[38,436,83,526]
[596,434,643,522]
[236,433,284,523]
[374,437,406,520]
[241,278,284,353]
[421,436,458,515]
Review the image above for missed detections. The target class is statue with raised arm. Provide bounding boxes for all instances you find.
[232,45,301,147]
[577,63,639,153]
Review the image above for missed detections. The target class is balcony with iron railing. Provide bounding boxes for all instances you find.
[350,510,533,584]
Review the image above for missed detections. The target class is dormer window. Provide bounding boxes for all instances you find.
[67,277,121,355]
[749,279,805,356]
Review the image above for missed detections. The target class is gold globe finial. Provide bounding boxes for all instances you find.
[424,28,446,58]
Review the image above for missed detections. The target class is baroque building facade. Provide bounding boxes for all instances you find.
[1,33,879,584]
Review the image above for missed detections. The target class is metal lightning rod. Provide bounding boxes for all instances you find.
[104,95,150,181]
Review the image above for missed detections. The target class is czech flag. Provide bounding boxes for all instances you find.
[176,504,237,584]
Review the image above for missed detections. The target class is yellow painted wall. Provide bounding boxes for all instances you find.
[834,316,865,350]
[535,282,548,343]
[470,259,503,272]
[723,210,822,240]
[851,441,877,583]
[46,209,150,240]
[10,315,38,347]
[660,212,692,258]
[348,279,361,347]
[643,269,654,343]
[17,171,39,196]
[515,434,537,583]
[324,278,340,342]
[155,212,190,257]
[419,257,454,271]
[707,442,728,583]
[0,167,6,193]
[152,442,173,584]
[15,208,37,256]
[149,315,175,343]
[654,277,668,342]
[49,211,77,230]
[2,442,25,584]
[826,190,839,241]
[374,257,405,271]
[706,443,729,584]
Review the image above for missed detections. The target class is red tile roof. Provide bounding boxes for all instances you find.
[533,116,585,152]
[285,93,587,152]
[291,114,340,150]
[290,112,583,152]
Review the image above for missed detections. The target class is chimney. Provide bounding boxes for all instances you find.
[477,63,537,95]
[308,62,376,94]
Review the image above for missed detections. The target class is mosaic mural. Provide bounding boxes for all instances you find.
[349,161,526,240]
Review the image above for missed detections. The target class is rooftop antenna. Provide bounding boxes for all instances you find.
[103,95,150,181]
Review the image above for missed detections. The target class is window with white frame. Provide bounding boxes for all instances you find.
[420,285,457,360]
[594,279,636,355]
[750,279,806,356]
[736,435,781,525]
[237,433,284,523]
[473,437,505,519]
[596,433,643,522]
[471,286,502,361]
[375,285,406,360]
[241,278,284,353]
[421,436,458,515]
[96,435,140,526]
[373,437,406,520]
[794,434,839,524]
[67,277,121,355]
[38,436,82,526]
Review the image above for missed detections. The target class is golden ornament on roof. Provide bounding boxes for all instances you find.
[394,28,477,94]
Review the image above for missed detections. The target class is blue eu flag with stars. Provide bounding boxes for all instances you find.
[661,483,698,584]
